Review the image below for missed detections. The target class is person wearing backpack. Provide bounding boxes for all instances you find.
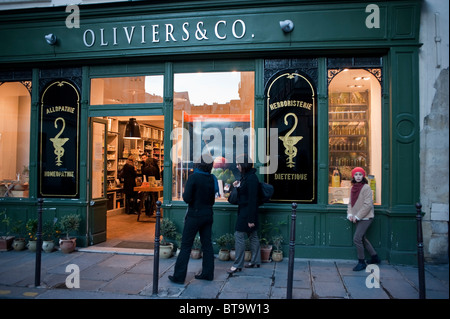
[227,154,261,274]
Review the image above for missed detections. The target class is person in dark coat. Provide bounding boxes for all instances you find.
[169,154,218,284]
[120,156,138,215]
[228,154,261,274]
[142,157,161,216]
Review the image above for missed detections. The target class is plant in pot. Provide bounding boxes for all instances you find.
[190,234,202,259]
[216,233,233,261]
[160,218,177,259]
[11,220,26,251]
[0,213,14,251]
[25,218,38,251]
[58,214,80,254]
[271,234,284,262]
[42,218,59,253]
[259,220,273,263]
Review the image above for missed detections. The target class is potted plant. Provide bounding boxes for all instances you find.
[216,233,233,261]
[160,218,177,258]
[42,218,59,253]
[271,234,284,262]
[58,214,80,253]
[11,220,26,251]
[25,218,38,251]
[174,232,182,256]
[190,234,202,259]
[0,213,14,251]
[259,220,273,263]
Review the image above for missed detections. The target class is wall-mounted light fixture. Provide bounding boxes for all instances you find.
[123,118,141,139]
[45,33,57,45]
[279,20,294,33]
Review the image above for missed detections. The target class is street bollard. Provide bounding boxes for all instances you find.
[416,202,426,299]
[152,200,162,296]
[287,202,297,299]
[35,198,43,287]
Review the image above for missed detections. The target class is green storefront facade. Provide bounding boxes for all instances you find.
[0,0,422,264]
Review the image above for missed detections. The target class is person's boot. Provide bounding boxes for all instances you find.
[367,254,381,264]
[353,259,367,271]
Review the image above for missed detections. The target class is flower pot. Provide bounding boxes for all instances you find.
[218,249,230,261]
[229,249,236,261]
[272,250,283,262]
[190,248,202,259]
[42,240,55,253]
[27,240,37,252]
[59,238,76,254]
[244,250,252,262]
[260,245,272,263]
[0,236,14,251]
[12,238,26,251]
[159,243,173,259]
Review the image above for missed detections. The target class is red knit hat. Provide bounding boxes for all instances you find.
[351,167,366,178]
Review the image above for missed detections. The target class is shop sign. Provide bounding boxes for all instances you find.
[266,71,316,203]
[39,80,80,198]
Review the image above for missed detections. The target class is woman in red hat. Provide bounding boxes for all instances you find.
[347,167,381,271]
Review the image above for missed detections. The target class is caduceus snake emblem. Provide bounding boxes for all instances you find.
[49,117,69,166]
[279,113,303,168]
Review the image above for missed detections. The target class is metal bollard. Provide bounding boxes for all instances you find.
[152,200,162,296]
[415,202,426,299]
[287,202,297,299]
[35,198,43,287]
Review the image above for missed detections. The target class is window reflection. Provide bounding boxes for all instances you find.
[0,82,31,198]
[328,69,381,205]
[172,71,255,201]
[90,76,163,105]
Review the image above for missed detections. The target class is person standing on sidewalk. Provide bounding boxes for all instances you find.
[347,167,381,271]
[169,154,218,284]
[227,154,261,274]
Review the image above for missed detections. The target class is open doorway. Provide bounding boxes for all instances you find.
[92,115,164,250]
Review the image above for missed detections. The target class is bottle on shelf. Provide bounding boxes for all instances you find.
[331,167,341,188]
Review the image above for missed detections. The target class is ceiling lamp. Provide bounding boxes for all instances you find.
[124,118,141,139]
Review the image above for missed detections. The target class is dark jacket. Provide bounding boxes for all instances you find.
[235,168,259,232]
[120,163,136,195]
[183,171,216,217]
[142,159,161,180]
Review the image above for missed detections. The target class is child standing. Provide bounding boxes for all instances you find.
[347,167,381,271]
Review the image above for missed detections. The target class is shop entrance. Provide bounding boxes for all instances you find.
[89,115,164,250]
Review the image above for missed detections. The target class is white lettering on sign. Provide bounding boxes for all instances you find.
[82,19,249,48]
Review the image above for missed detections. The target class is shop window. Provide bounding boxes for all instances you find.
[172,71,255,201]
[0,82,31,198]
[90,75,163,105]
[328,69,381,205]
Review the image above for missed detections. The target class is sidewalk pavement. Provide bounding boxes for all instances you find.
[0,248,448,301]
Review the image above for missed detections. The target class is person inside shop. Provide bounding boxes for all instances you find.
[142,157,161,216]
[169,154,218,284]
[347,167,381,271]
[227,153,261,274]
[119,156,138,215]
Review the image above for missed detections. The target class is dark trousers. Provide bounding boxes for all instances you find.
[125,192,138,214]
[172,214,214,281]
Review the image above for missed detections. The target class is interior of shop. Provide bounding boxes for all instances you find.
[97,115,164,249]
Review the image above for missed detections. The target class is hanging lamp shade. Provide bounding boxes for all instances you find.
[124,118,141,139]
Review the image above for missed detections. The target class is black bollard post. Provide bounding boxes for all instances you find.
[35,198,43,287]
[287,202,297,299]
[415,202,426,299]
[152,200,162,296]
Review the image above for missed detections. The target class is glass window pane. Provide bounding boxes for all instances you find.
[90,75,163,105]
[172,71,255,201]
[328,69,381,205]
[92,121,105,199]
[0,82,31,198]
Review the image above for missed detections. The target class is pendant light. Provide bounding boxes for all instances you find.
[124,118,141,139]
